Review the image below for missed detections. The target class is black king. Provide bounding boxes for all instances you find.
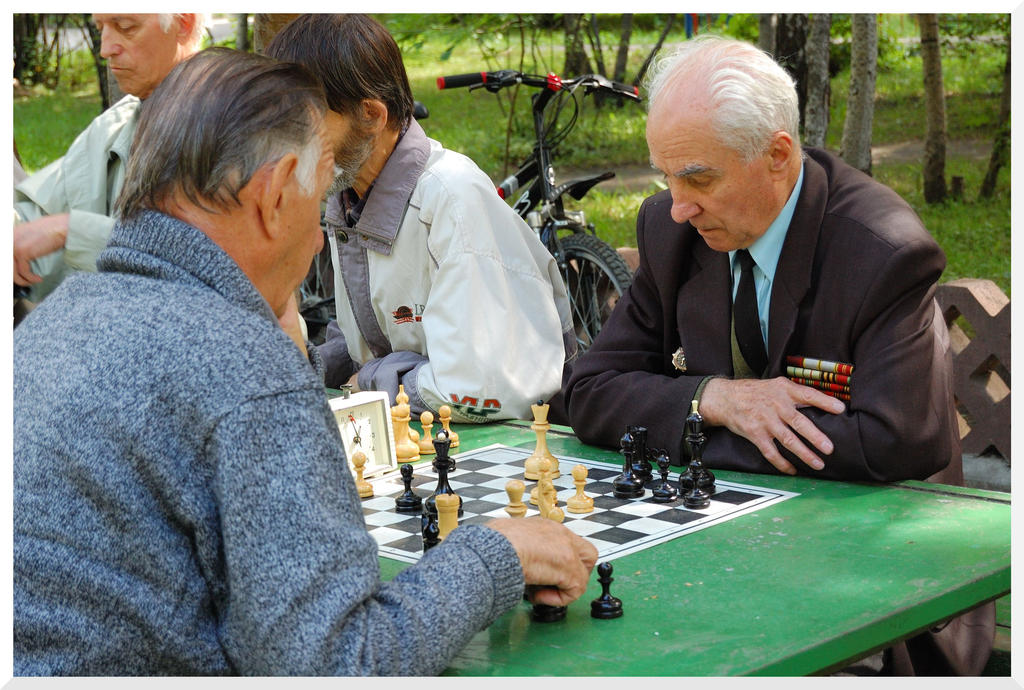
[678,399,715,508]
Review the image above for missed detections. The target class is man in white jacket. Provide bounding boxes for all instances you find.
[267,14,575,423]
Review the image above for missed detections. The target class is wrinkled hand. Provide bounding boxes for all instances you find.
[277,292,307,358]
[699,377,845,475]
[485,516,597,607]
[346,371,360,392]
[14,213,70,285]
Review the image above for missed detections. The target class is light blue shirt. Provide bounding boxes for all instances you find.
[729,163,805,347]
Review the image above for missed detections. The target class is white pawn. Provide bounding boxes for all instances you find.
[505,480,527,518]
[352,450,373,498]
[438,405,460,448]
[566,464,594,514]
[418,410,436,455]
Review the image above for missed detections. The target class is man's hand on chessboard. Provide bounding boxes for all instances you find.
[486,517,598,607]
[699,377,846,475]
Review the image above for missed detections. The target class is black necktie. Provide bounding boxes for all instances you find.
[734,249,767,375]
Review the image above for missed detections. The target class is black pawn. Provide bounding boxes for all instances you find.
[651,451,678,503]
[394,463,423,513]
[421,512,440,552]
[531,603,567,623]
[612,429,644,499]
[424,431,463,518]
[590,562,623,619]
[629,425,653,484]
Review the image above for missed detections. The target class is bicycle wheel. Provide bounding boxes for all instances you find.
[557,232,633,352]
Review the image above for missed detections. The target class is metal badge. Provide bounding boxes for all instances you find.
[671,347,687,372]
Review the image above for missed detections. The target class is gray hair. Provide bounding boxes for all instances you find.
[157,13,210,51]
[644,35,800,160]
[116,47,326,220]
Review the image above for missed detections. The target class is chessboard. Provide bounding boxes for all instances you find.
[360,443,798,564]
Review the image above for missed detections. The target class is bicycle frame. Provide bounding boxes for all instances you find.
[501,85,616,253]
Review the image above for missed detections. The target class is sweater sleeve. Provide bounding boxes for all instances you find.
[208,388,523,675]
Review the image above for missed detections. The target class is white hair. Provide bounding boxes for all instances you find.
[158,13,210,50]
[644,35,800,161]
[291,128,321,196]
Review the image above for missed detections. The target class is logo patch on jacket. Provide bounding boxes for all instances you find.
[448,394,502,420]
[392,304,424,324]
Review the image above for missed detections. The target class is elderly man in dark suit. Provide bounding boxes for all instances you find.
[565,35,959,484]
[562,35,992,675]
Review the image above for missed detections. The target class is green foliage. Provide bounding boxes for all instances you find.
[14,13,1009,294]
[14,14,99,90]
[14,86,102,172]
[874,160,1010,295]
[827,27,1006,146]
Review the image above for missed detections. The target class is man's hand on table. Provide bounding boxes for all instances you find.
[699,376,846,475]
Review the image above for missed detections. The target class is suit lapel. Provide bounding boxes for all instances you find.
[766,154,829,376]
[676,232,733,375]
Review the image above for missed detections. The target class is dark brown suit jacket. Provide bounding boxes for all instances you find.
[565,148,961,484]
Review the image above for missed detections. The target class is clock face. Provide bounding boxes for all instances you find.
[329,390,398,479]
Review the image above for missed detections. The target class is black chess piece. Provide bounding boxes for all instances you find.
[590,562,623,619]
[530,602,568,623]
[628,425,653,484]
[678,401,715,504]
[612,429,644,499]
[394,463,423,513]
[423,431,463,518]
[651,451,678,503]
[421,512,441,552]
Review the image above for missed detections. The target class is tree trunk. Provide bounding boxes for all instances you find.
[587,14,606,76]
[979,30,1010,198]
[13,14,39,84]
[79,15,110,110]
[613,14,633,83]
[563,13,591,76]
[758,14,776,55]
[803,13,832,148]
[774,14,809,129]
[235,14,250,52]
[919,13,947,203]
[253,14,301,55]
[840,13,877,175]
[633,14,675,87]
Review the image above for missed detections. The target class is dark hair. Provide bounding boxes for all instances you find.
[115,47,326,219]
[265,14,414,130]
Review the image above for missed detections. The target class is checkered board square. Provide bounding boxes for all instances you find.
[360,443,799,564]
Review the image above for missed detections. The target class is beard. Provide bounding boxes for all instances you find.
[328,129,375,198]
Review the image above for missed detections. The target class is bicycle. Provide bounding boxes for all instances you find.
[437,69,640,352]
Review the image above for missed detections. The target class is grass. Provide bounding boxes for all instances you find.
[13,14,1010,296]
[14,85,102,173]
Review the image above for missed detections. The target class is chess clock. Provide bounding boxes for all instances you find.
[329,388,398,479]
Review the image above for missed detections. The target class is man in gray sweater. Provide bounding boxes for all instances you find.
[13,48,596,676]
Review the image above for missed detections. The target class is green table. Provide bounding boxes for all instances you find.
[379,420,1010,676]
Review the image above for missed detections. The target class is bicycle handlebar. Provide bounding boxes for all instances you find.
[437,69,640,101]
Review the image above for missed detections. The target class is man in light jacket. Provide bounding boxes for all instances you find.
[267,14,576,423]
[13,13,205,302]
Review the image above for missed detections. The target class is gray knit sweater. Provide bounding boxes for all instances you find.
[14,210,524,675]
